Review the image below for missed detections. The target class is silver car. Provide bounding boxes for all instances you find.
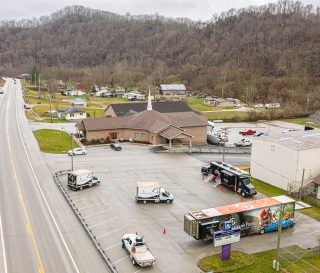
[67,147,87,156]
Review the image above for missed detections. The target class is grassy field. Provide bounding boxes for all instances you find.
[85,108,105,118]
[282,117,320,128]
[198,251,253,272]
[187,98,216,111]
[207,111,249,120]
[33,129,79,153]
[199,246,320,273]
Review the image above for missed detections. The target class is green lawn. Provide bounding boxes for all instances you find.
[207,111,249,121]
[198,251,253,272]
[33,129,79,153]
[187,98,216,111]
[199,247,320,273]
[282,118,320,129]
[85,108,105,118]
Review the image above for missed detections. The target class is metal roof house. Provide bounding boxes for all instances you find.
[158,84,186,95]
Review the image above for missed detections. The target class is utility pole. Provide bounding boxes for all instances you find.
[49,91,53,123]
[299,168,305,201]
[275,203,284,271]
[306,97,310,114]
[71,133,74,171]
[38,75,41,99]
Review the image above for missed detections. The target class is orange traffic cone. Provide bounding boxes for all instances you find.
[219,186,223,192]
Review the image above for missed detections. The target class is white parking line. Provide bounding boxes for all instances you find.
[113,256,129,264]
[104,242,121,250]
[78,203,106,210]
[72,198,87,203]
[96,227,126,239]
[90,217,118,228]
[82,209,110,220]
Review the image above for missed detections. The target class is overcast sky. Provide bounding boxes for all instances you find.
[1,0,319,21]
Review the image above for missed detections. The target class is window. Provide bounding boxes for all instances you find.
[151,136,154,141]
[141,133,145,140]
[110,132,118,139]
[70,113,74,117]
[135,133,139,139]
[80,113,83,116]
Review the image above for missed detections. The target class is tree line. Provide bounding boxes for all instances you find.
[0,0,319,111]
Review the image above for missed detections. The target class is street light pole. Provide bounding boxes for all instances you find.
[71,133,74,171]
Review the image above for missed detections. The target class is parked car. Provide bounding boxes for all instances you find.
[24,104,31,109]
[121,234,156,267]
[234,139,252,147]
[234,103,241,108]
[254,132,264,137]
[282,129,295,134]
[67,147,87,156]
[110,143,122,151]
[254,104,264,109]
[0,88,4,94]
[239,129,256,135]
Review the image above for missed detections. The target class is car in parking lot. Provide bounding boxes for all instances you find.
[110,143,122,151]
[24,104,31,109]
[67,147,87,156]
[282,128,295,133]
[254,132,264,137]
[239,129,256,135]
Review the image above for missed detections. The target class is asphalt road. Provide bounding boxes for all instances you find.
[0,79,107,273]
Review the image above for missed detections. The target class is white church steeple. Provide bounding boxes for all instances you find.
[147,85,152,110]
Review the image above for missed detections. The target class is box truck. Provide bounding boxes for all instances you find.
[136,182,174,203]
[184,195,295,240]
[67,169,100,190]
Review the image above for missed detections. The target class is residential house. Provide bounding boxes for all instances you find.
[123,92,145,101]
[63,89,86,96]
[114,87,126,98]
[203,97,235,107]
[158,84,186,96]
[57,106,87,121]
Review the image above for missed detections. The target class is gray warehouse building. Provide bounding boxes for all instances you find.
[158,84,186,95]
[251,132,320,191]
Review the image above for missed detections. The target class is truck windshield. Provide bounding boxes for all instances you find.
[241,178,250,185]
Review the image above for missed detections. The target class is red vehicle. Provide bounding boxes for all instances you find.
[239,129,256,135]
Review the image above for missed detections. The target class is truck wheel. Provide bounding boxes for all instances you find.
[122,241,125,248]
[260,229,265,235]
[79,186,83,191]
[132,258,136,266]
[143,200,147,204]
[166,200,170,204]
[241,191,246,197]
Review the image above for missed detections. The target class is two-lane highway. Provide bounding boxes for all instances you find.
[0,79,107,273]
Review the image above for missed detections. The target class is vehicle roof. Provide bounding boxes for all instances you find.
[137,182,160,188]
[190,195,295,220]
[69,169,92,176]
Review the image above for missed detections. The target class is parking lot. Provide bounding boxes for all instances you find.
[44,144,320,273]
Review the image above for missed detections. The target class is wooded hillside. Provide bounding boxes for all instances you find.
[0,1,320,110]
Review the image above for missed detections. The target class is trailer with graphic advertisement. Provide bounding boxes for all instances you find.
[184,195,295,240]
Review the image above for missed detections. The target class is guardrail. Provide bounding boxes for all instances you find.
[53,170,118,273]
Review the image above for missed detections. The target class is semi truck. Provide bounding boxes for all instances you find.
[201,161,256,197]
[136,182,174,203]
[67,169,100,190]
[184,195,295,240]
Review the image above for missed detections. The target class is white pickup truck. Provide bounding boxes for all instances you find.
[121,234,156,267]
[234,139,252,147]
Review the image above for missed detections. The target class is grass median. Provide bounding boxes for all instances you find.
[33,129,79,154]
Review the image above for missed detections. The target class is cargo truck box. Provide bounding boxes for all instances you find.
[136,182,173,203]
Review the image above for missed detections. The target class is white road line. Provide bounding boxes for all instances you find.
[82,209,110,220]
[0,212,8,273]
[113,256,129,264]
[14,81,80,273]
[0,79,8,273]
[96,227,126,239]
[308,230,320,235]
[104,242,121,250]
[90,217,118,229]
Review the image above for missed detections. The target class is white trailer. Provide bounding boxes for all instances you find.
[136,182,173,203]
[67,169,100,190]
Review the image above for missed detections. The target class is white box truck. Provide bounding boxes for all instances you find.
[67,169,100,190]
[136,182,173,203]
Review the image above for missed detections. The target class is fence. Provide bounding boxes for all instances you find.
[53,170,118,273]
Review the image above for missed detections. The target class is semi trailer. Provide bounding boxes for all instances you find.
[184,195,295,240]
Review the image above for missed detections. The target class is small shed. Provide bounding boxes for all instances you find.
[158,84,186,96]
[73,98,87,107]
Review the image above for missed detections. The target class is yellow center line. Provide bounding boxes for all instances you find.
[6,112,45,273]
